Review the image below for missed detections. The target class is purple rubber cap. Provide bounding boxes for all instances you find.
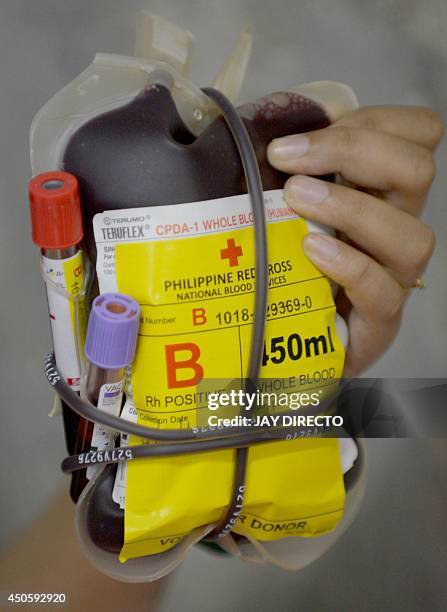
[84,293,140,369]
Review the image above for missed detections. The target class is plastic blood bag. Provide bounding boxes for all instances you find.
[31,12,364,580]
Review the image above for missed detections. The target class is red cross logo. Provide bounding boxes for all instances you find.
[220,238,243,267]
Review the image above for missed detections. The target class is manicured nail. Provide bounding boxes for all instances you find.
[303,233,340,262]
[268,134,310,161]
[286,175,329,204]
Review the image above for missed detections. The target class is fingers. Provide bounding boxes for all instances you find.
[342,308,402,378]
[334,106,444,151]
[267,126,436,200]
[266,105,442,374]
[302,233,405,376]
[303,233,405,321]
[284,175,435,287]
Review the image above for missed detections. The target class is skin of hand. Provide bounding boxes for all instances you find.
[0,491,166,611]
[267,106,444,376]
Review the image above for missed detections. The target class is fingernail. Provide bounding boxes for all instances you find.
[269,134,310,161]
[286,175,329,204]
[303,233,340,262]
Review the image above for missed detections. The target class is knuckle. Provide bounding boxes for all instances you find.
[407,147,436,191]
[379,290,404,322]
[412,225,436,269]
[420,107,445,146]
[340,190,369,232]
[337,107,378,131]
[332,125,358,152]
[353,107,382,132]
[350,258,404,322]
[380,281,405,321]
[350,256,374,289]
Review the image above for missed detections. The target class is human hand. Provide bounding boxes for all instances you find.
[267,106,443,376]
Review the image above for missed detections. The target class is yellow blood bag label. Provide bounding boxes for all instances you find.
[231,438,344,541]
[42,251,84,390]
[93,189,346,560]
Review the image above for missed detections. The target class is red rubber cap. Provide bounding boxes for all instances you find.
[29,171,83,249]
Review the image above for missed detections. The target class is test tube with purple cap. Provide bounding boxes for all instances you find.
[70,292,140,501]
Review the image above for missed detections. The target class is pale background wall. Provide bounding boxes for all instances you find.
[0,0,446,610]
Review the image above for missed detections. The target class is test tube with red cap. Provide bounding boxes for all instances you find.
[71,292,140,501]
[29,171,86,457]
[29,171,85,391]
